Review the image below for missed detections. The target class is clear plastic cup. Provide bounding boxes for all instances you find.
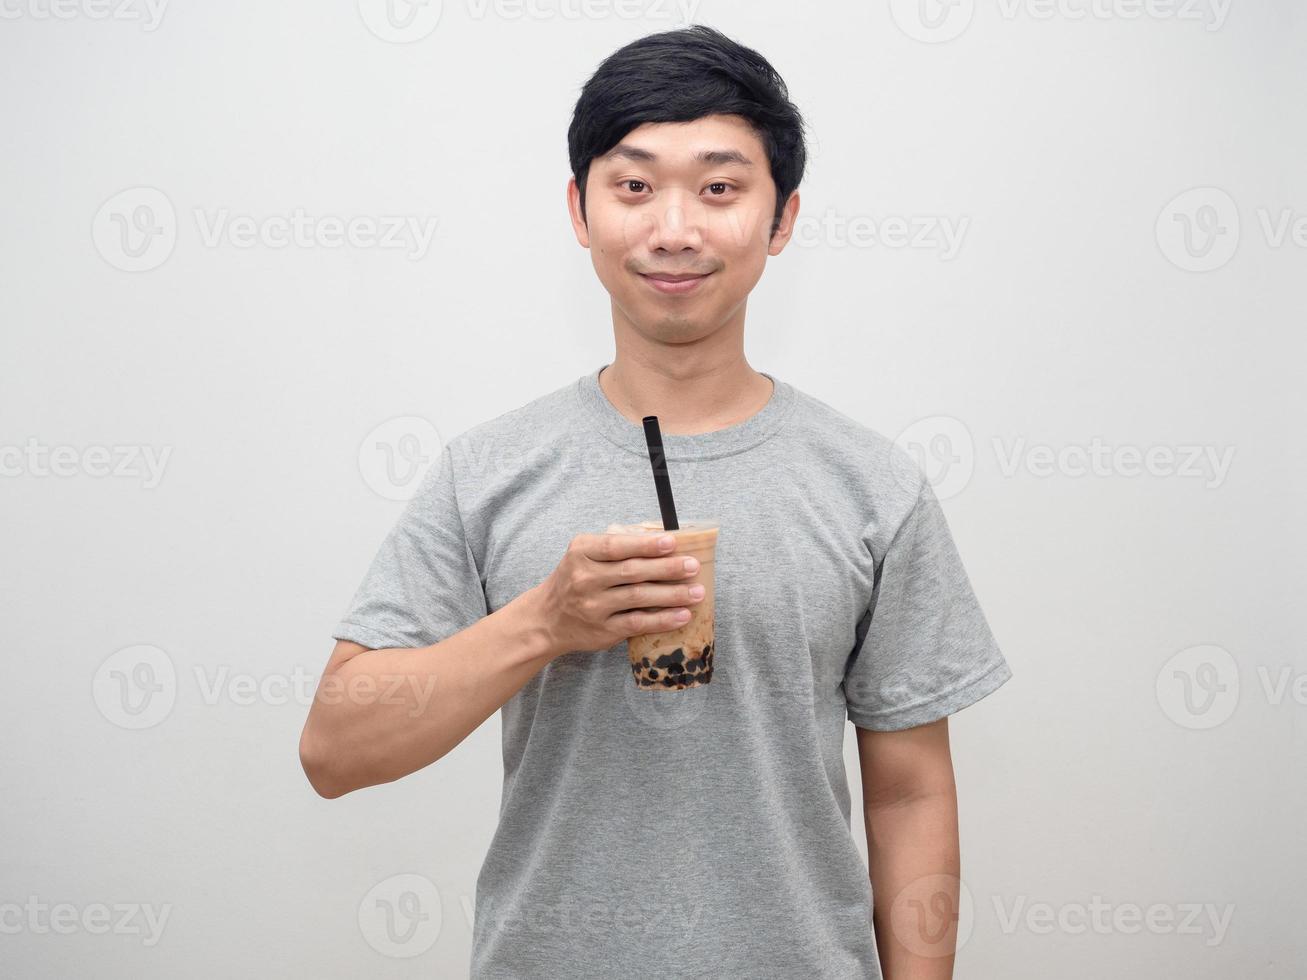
[604,519,719,690]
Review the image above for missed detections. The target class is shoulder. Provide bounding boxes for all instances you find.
[784,382,928,510]
[440,376,578,493]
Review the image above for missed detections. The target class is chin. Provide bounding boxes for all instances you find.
[647,319,713,343]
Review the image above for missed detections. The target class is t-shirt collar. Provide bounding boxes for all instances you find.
[575,362,796,461]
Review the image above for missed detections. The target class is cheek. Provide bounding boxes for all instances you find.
[707,210,770,287]
[709,204,771,254]
[588,217,629,266]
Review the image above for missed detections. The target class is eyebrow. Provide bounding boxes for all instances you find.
[602,143,756,169]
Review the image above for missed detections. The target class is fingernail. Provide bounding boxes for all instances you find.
[658,535,675,549]
[676,609,691,621]
[689,585,705,598]
[683,557,699,572]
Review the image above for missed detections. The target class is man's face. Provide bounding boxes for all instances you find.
[568,113,798,344]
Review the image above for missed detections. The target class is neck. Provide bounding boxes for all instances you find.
[599,310,773,435]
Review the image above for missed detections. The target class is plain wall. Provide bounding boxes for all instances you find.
[1,1,1303,976]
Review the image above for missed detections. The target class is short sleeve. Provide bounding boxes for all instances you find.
[332,444,489,651]
[843,479,1012,731]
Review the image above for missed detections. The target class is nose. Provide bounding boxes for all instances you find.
[628,188,706,256]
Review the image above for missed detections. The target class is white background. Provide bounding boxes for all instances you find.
[2,1,1303,977]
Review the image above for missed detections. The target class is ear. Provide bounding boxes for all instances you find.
[767,190,801,256]
[567,177,590,249]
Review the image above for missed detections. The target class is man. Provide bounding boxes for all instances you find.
[300,24,1012,979]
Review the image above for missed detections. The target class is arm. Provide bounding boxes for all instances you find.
[299,530,701,799]
[856,718,960,980]
[298,585,556,799]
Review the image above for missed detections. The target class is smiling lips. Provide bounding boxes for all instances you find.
[641,270,713,295]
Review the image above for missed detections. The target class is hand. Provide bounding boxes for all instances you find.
[532,531,706,657]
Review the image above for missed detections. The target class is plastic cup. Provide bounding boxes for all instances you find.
[605,519,719,690]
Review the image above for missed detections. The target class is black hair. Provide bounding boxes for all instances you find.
[567,24,808,240]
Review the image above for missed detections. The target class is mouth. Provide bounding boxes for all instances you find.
[640,270,713,295]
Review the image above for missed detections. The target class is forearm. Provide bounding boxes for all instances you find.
[301,584,556,798]
[865,788,961,980]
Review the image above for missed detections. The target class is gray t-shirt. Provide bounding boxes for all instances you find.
[333,364,1012,979]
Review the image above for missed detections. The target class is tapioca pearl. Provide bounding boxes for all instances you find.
[654,647,685,669]
[649,668,660,679]
[701,644,710,658]
[667,662,684,675]
[641,657,651,668]
[661,676,677,687]
[686,658,701,673]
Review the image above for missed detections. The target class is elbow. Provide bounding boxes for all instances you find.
[299,724,350,800]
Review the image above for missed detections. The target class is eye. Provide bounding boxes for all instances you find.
[705,182,735,197]
[621,179,648,194]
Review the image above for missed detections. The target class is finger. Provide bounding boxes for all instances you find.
[600,581,704,615]
[593,553,701,587]
[611,606,692,636]
[576,530,677,563]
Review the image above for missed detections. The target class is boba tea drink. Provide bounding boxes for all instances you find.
[605,519,719,690]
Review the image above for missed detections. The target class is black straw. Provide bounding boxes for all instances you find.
[641,416,679,531]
